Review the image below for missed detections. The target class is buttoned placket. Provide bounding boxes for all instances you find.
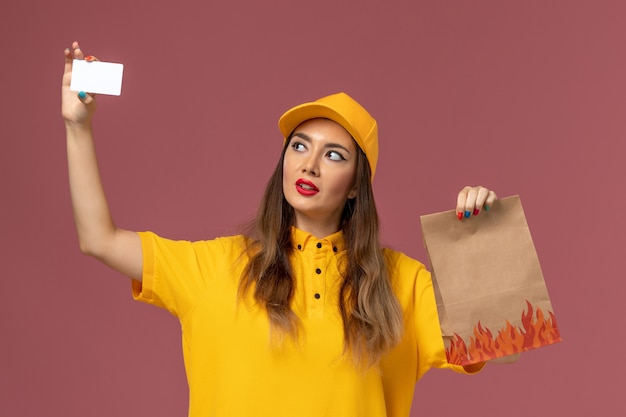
[309,239,329,317]
[292,228,345,319]
[293,237,340,318]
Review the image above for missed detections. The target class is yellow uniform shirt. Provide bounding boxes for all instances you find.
[132,228,482,417]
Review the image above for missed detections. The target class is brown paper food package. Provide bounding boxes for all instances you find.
[420,195,561,365]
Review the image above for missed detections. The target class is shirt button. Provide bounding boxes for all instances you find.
[314,293,321,299]
[315,268,321,274]
[316,242,322,248]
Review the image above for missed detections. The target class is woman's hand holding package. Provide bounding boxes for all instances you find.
[456,186,497,220]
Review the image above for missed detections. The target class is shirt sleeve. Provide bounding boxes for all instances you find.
[413,264,485,380]
[131,231,227,319]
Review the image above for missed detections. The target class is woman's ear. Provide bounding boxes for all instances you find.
[347,184,358,200]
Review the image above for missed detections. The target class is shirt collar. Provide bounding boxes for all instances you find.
[291,227,346,253]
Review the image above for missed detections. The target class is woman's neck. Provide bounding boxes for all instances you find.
[293,216,341,239]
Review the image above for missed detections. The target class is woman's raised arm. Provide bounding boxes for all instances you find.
[62,42,142,281]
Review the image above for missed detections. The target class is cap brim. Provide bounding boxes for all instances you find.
[278,102,361,144]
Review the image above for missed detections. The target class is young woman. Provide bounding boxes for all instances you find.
[62,42,507,417]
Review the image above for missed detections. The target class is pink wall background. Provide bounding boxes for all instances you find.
[1,1,624,415]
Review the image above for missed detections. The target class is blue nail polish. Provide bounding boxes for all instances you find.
[464,211,471,218]
[78,91,87,99]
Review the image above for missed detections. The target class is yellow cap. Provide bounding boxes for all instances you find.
[278,92,379,180]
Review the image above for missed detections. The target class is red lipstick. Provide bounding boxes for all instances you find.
[296,178,319,196]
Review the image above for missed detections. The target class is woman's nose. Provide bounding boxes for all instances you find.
[301,155,319,176]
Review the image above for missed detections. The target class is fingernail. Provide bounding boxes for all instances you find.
[464,211,471,218]
[85,55,94,62]
[484,205,490,211]
[473,208,480,216]
[78,91,87,100]
[457,212,463,220]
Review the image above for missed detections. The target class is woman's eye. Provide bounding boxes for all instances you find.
[327,151,346,161]
[291,142,306,152]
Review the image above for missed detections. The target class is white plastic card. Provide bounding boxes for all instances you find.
[70,59,124,96]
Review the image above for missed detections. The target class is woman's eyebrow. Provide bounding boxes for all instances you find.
[292,132,312,143]
[292,132,352,154]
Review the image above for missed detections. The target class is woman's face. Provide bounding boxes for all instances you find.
[282,118,358,235]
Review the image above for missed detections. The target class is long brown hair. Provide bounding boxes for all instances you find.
[240,137,403,366]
